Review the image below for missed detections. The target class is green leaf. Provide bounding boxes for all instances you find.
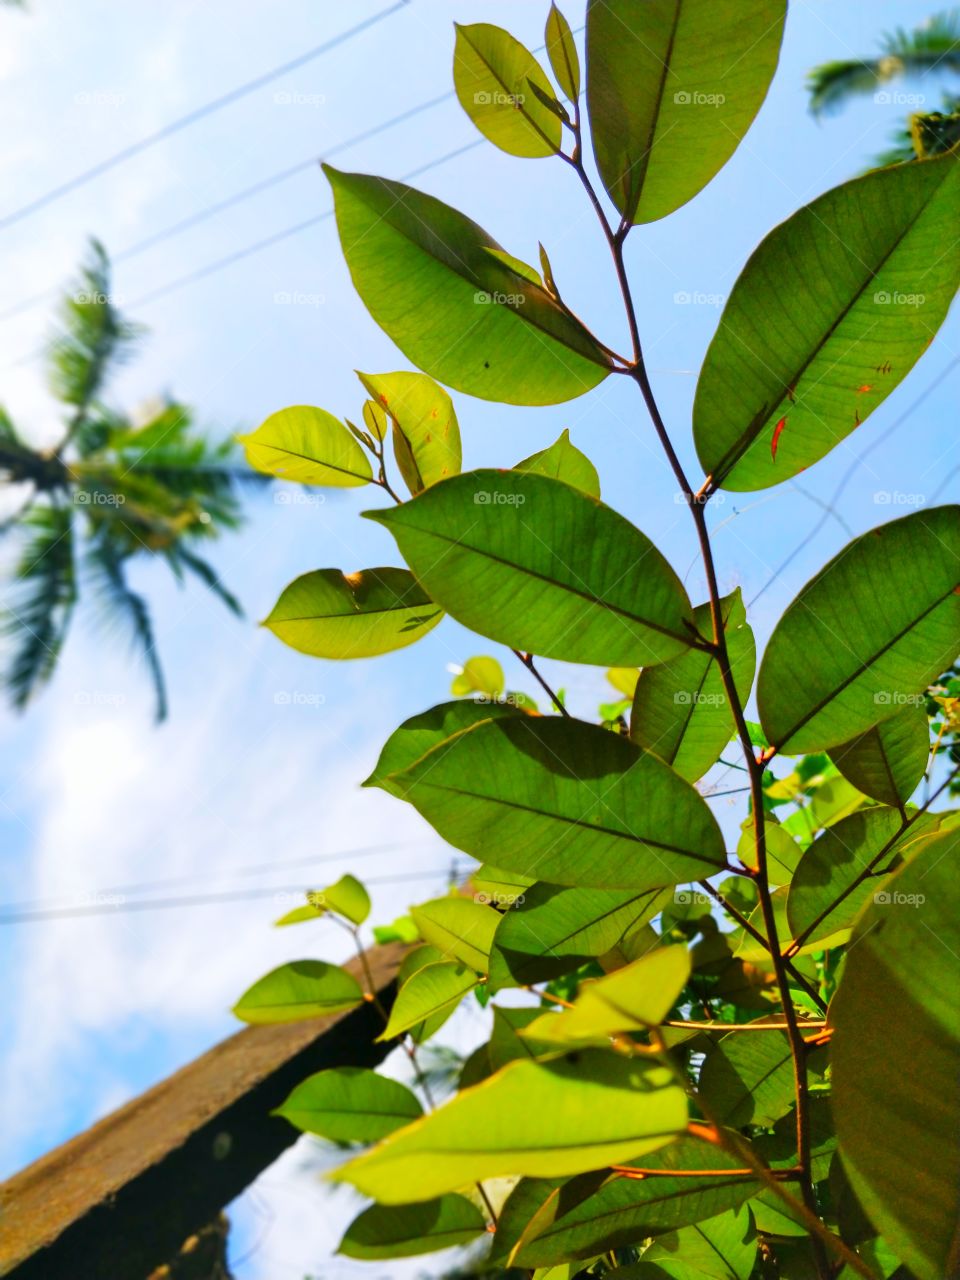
[488,1005,561,1070]
[314,873,371,925]
[634,1206,756,1279]
[831,833,960,1280]
[275,1067,422,1142]
[756,507,960,753]
[409,897,500,972]
[501,1139,758,1268]
[232,960,364,1024]
[362,397,387,441]
[366,470,695,667]
[384,714,727,890]
[524,945,690,1042]
[357,370,461,495]
[331,1049,687,1203]
[829,703,929,810]
[515,428,601,497]
[263,567,442,659]
[379,961,478,1042]
[736,817,802,885]
[585,0,785,224]
[273,900,324,927]
[489,882,670,991]
[324,166,612,406]
[546,4,580,101]
[450,655,505,699]
[453,23,561,158]
[694,154,960,490]
[471,863,535,908]
[697,1031,796,1128]
[239,405,372,486]
[338,1194,486,1259]
[785,806,913,946]
[630,590,755,780]
[365,699,524,798]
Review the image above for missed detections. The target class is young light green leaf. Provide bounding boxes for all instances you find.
[757,507,960,753]
[366,471,695,668]
[630,590,755,781]
[489,882,670,991]
[697,1031,796,1129]
[585,0,785,224]
[233,960,364,1024]
[831,834,960,1280]
[273,900,324,928]
[502,1138,758,1268]
[736,817,802,885]
[829,703,930,810]
[275,1067,422,1142]
[357,370,461,495]
[365,699,524,798]
[379,961,478,1042]
[239,405,372,486]
[362,398,388,442]
[263,567,442,660]
[330,1049,687,1203]
[410,897,500,972]
[324,166,612,406]
[515,429,601,497]
[453,23,562,158]
[385,714,727,891]
[524,945,690,1042]
[488,1005,559,1069]
[695,154,960,490]
[450,655,505,699]
[338,1195,486,1259]
[314,873,370,925]
[546,4,580,101]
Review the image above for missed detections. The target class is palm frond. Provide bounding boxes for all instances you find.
[169,545,243,616]
[3,503,76,711]
[47,239,142,441]
[85,535,168,721]
[808,9,960,116]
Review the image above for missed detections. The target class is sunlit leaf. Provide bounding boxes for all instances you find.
[338,1194,486,1259]
[694,154,960,490]
[698,1031,796,1128]
[450,655,505,698]
[410,897,500,972]
[357,370,461,494]
[454,23,561,158]
[239,405,372,486]
[757,507,960,753]
[546,4,580,101]
[379,961,478,1042]
[367,471,695,668]
[263,567,442,659]
[631,590,755,781]
[829,703,930,809]
[831,834,960,1280]
[233,960,364,1024]
[275,1067,422,1141]
[384,714,727,890]
[516,429,601,497]
[634,1205,756,1279]
[325,166,612,405]
[331,1049,687,1203]
[585,0,785,224]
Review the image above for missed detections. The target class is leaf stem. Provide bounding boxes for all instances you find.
[514,650,570,716]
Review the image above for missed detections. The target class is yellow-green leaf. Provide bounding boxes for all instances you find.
[233,960,364,1025]
[338,1195,486,1259]
[410,897,500,972]
[378,961,478,1042]
[275,1067,422,1141]
[239,405,372,486]
[546,4,580,101]
[357,370,461,495]
[453,23,562,158]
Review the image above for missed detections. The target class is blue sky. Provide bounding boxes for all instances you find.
[0,1,956,1274]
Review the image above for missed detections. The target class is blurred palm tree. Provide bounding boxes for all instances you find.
[0,241,254,721]
[808,10,960,164]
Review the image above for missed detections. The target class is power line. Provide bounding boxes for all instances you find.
[128,138,485,309]
[0,839,441,913]
[0,867,454,925]
[0,1,410,232]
